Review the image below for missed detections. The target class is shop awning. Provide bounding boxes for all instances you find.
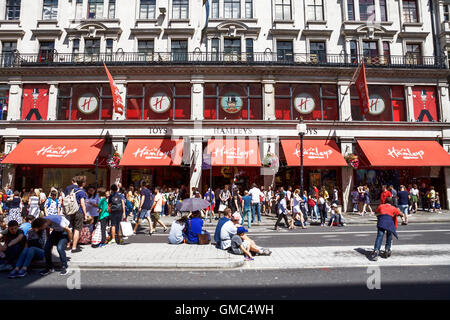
[1,139,105,165]
[357,140,450,167]
[280,139,347,167]
[120,139,184,166]
[207,139,261,167]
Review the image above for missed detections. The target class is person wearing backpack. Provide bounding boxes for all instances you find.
[44,190,60,216]
[133,182,154,236]
[108,184,126,244]
[68,176,88,254]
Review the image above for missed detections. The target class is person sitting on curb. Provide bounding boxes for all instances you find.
[214,208,232,248]
[168,216,188,245]
[0,220,26,272]
[185,211,204,244]
[369,197,404,261]
[328,203,345,227]
[230,227,272,261]
[219,212,241,250]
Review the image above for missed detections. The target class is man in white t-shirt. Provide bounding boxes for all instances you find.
[249,184,263,224]
[150,187,168,233]
[220,212,241,250]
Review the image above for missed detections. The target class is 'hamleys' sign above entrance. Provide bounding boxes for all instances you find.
[280,140,347,167]
[387,147,424,160]
[207,139,261,167]
[294,147,333,160]
[36,145,78,158]
[120,139,184,166]
[132,146,172,160]
[212,147,254,160]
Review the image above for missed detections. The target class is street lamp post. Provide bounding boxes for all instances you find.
[296,118,307,197]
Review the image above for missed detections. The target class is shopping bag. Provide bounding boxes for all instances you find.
[79,225,92,245]
[120,221,134,237]
[218,204,227,212]
[91,222,102,245]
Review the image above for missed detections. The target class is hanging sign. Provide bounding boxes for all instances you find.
[78,94,99,114]
[368,94,385,115]
[150,92,171,113]
[294,93,315,114]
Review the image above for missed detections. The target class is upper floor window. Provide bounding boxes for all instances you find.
[75,0,83,19]
[85,39,101,58]
[379,0,387,21]
[211,0,219,18]
[172,0,189,19]
[88,0,103,19]
[405,43,422,64]
[403,0,418,23]
[275,0,292,20]
[224,0,241,19]
[108,0,116,19]
[245,0,253,18]
[246,38,254,61]
[43,0,58,20]
[6,0,21,20]
[172,40,188,61]
[224,38,241,60]
[347,0,355,20]
[1,41,17,67]
[277,40,293,62]
[138,40,154,61]
[307,0,324,21]
[140,0,156,19]
[38,41,55,63]
[72,39,80,55]
[444,5,450,22]
[359,0,375,22]
[310,41,326,63]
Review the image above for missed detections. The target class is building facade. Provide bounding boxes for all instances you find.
[1,0,450,211]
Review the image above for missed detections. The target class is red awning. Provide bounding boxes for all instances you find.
[120,139,184,166]
[281,139,347,167]
[1,139,105,165]
[207,139,261,167]
[357,140,450,167]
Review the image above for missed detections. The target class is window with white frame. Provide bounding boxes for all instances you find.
[347,0,355,20]
[444,4,450,22]
[245,0,253,18]
[379,0,387,21]
[6,0,21,20]
[307,0,324,21]
[172,0,189,19]
[211,0,219,18]
[140,0,156,19]
[359,0,375,22]
[108,0,116,19]
[43,0,58,20]
[275,0,292,20]
[88,0,104,19]
[402,0,418,23]
[224,0,241,19]
[75,0,83,19]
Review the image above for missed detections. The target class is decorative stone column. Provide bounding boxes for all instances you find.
[338,81,352,122]
[1,137,19,190]
[47,83,58,120]
[6,82,22,121]
[340,138,354,213]
[443,140,450,209]
[191,77,204,120]
[262,79,276,121]
[405,85,416,122]
[438,83,450,123]
[110,136,125,186]
[189,137,203,197]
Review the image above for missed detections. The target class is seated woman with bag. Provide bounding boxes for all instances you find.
[186,211,210,244]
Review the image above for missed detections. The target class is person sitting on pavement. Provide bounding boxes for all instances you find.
[8,218,48,279]
[168,215,188,244]
[219,212,241,250]
[230,227,272,261]
[214,208,232,248]
[0,220,26,272]
[328,203,345,227]
[369,197,404,261]
[185,211,204,244]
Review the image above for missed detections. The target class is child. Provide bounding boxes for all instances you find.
[44,190,60,216]
[96,188,110,248]
[230,227,271,261]
[435,192,442,213]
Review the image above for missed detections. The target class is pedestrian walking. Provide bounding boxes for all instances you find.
[361,186,374,215]
[95,188,109,248]
[150,187,168,233]
[274,192,290,230]
[28,191,40,219]
[241,191,252,229]
[249,184,263,225]
[68,176,88,253]
[380,185,392,204]
[108,184,126,244]
[369,197,404,261]
[289,189,307,229]
[318,192,327,226]
[133,181,154,235]
[389,185,398,207]
[409,184,419,214]
[397,185,409,225]
[351,187,359,213]
[419,183,429,211]
[218,185,231,219]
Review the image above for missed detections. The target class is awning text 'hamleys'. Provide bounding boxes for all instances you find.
[213,147,254,160]
[387,147,424,160]
[132,147,172,160]
[36,146,78,158]
[294,147,333,159]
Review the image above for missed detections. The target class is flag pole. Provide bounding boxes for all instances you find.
[338,57,363,114]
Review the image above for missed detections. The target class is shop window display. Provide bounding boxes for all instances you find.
[56,84,113,120]
[412,86,439,122]
[0,85,9,120]
[204,83,262,120]
[350,85,406,121]
[21,84,50,121]
[275,84,339,120]
[126,83,191,120]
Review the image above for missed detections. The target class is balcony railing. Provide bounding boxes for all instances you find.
[0,51,446,69]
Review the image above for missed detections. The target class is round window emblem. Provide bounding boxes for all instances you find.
[294,93,315,114]
[78,94,98,114]
[368,94,385,115]
[221,92,243,114]
[150,93,171,113]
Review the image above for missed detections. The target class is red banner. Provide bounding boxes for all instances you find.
[21,85,49,120]
[412,86,438,122]
[355,63,369,116]
[103,62,124,116]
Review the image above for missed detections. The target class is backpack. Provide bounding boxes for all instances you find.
[62,190,81,216]
[109,193,123,212]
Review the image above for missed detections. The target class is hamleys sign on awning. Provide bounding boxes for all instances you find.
[1,139,105,165]
[281,140,347,166]
[120,139,184,166]
[357,140,450,166]
[207,139,261,167]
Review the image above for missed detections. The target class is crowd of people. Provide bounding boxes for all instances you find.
[0,177,442,277]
